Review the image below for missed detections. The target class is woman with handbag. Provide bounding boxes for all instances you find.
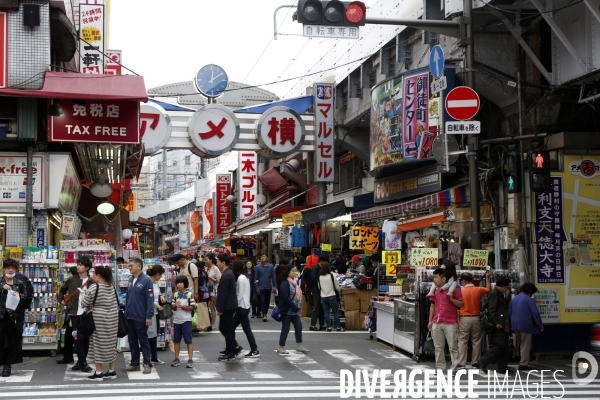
[318,263,344,332]
[0,259,27,377]
[81,265,119,381]
[277,265,309,355]
[147,264,166,365]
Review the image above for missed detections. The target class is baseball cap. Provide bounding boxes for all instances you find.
[173,254,185,262]
[351,255,362,262]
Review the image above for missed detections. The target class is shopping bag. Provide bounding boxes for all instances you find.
[195,302,211,331]
[423,330,435,354]
[117,335,130,352]
[191,303,199,329]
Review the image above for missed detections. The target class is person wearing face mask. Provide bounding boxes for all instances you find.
[0,259,28,377]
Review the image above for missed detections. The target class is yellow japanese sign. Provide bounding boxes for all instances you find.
[410,248,439,267]
[534,155,600,323]
[463,249,489,268]
[350,226,379,251]
[125,193,136,212]
[321,243,332,252]
[383,251,401,276]
[282,211,302,226]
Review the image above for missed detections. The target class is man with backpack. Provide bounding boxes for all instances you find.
[474,276,513,375]
[174,254,198,302]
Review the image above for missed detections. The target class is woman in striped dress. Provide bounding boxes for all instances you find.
[81,265,119,381]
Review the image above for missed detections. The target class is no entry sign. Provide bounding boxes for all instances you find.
[445,86,480,121]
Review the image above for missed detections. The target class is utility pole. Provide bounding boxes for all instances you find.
[462,0,482,250]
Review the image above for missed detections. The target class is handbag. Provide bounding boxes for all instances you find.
[423,330,435,354]
[330,274,340,303]
[158,303,173,320]
[271,306,283,322]
[195,302,211,331]
[113,290,129,338]
[77,284,99,336]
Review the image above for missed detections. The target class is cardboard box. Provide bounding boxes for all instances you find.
[301,296,312,317]
[357,288,378,303]
[341,292,359,311]
[359,299,371,312]
[344,310,360,330]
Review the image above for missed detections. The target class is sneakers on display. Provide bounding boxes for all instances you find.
[186,359,194,368]
[142,364,152,374]
[103,370,117,379]
[170,358,180,367]
[245,350,260,358]
[87,372,103,381]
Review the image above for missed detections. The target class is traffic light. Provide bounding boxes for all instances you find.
[296,0,366,26]
[528,150,551,192]
[505,150,522,194]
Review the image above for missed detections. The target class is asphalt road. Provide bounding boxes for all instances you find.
[5,317,600,399]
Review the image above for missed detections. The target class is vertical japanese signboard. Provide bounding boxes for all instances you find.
[534,177,567,284]
[105,50,122,75]
[403,71,430,159]
[0,11,7,88]
[79,4,104,74]
[189,211,201,244]
[216,174,231,234]
[202,198,214,239]
[314,83,334,182]
[238,152,258,219]
[370,68,450,170]
[179,219,188,248]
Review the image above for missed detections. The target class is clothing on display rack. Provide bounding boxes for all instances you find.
[291,224,307,248]
[381,220,402,250]
[322,222,342,249]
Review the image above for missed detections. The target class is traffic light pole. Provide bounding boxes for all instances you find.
[462,0,482,250]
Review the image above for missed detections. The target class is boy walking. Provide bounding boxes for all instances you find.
[171,275,196,368]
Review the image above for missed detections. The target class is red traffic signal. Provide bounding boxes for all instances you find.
[529,151,550,172]
[528,150,551,192]
[297,1,366,26]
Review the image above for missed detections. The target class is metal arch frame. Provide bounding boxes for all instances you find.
[487,9,554,85]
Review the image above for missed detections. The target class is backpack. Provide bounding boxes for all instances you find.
[479,295,495,333]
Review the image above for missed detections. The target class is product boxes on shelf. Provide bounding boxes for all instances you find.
[344,310,360,330]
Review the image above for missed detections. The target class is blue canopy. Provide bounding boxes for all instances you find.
[233,95,314,115]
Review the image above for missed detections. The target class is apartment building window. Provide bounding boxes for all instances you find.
[157,162,162,171]
[185,155,191,165]
[333,153,361,194]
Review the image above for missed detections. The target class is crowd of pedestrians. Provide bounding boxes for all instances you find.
[426,260,544,375]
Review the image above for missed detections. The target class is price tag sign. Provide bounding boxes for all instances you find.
[463,249,489,267]
[410,248,439,267]
[383,251,402,276]
[321,243,332,252]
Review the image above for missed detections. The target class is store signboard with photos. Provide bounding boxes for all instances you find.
[370,68,454,171]
[373,163,441,203]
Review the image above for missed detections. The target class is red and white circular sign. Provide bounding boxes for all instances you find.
[256,106,305,159]
[188,104,240,157]
[140,102,172,155]
[445,86,480,121]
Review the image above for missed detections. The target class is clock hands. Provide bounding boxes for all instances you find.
[209,72,224,84]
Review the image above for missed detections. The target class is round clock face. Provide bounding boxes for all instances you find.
[194,64,229,98]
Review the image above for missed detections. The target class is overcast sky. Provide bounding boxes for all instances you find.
[109,0,376,99]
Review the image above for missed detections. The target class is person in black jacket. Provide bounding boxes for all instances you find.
[308,255,327,331]
[0,259,28,377]
[215,253,239,362]
[277,265,309,355]
[474,277,513,375]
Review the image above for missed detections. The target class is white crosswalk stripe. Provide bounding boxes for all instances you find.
[122,353,160,379]
[0,370,34,383]
[324,349,379,372]
[370,348,414,362]
[278,350,338,378]
[187,350,223,379]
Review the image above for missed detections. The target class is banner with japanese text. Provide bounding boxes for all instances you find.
[383,250,402,276]
[410,248,439,267]
[216,174,231,234]
[462,249,489,268]
[533,155,600,323]
[238,152,258,219]
[202,198,214,239]
[79,4,104,74]
[350,226,379,251]
[179,219,189,248]
[314,83,334,182]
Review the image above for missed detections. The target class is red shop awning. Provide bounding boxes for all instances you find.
[0,72,148,101]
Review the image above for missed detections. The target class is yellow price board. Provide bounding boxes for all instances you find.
[463,249,489,267]
[350,226,379,251]
[383,251,401,276]
[410,248,439,267]
[321,243,332,252]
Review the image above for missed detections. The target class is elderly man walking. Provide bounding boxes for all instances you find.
[509,282,544,371]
